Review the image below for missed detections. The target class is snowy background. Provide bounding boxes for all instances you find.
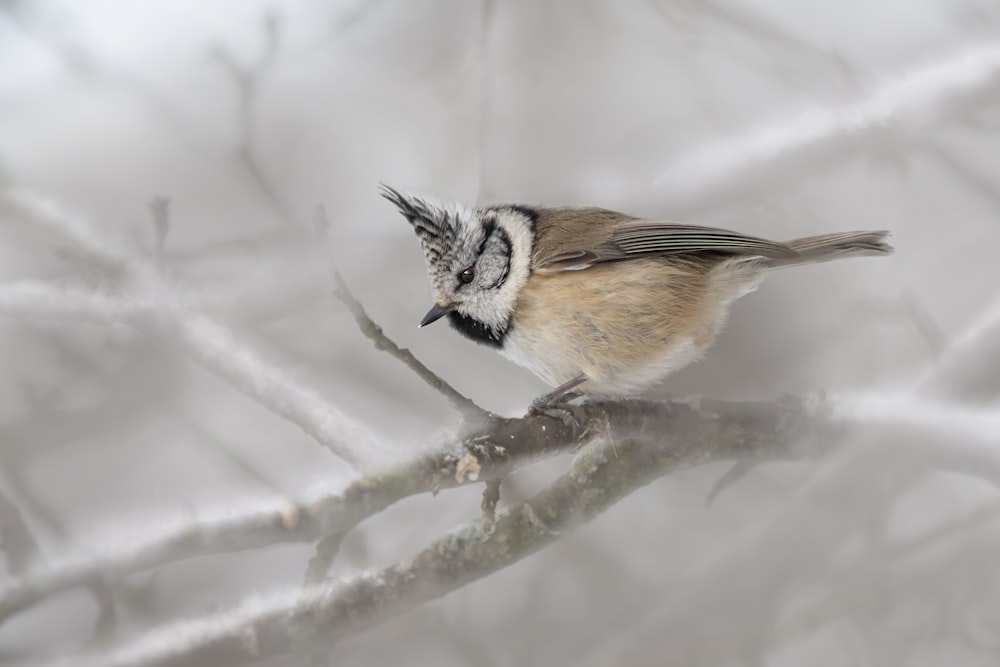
[1,1,1000,665]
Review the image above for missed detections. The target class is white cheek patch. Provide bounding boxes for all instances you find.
[455,210,535,332]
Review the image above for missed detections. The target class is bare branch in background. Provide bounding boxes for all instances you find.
[651,44,1000,213]
[209,13,296,226]
[148,197,169,262]
[0,485,38,575]
[0,281,149,322]
[0,475,118,646]
[587,408,1000,666]
[1,189,392,468]
[3,11,299,227]
[86,580,119,648]
[917,295,1000,403]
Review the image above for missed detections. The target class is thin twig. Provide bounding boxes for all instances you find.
[86,578,119,648]
[333,271,488,421]
[303,532,347,586]
[148,196,169,262]
[0,479,118,645]
[313,203,488,421]
[481,479,502,527]
[0,485,38,575]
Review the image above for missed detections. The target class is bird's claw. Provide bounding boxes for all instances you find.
[528,398,581,433]
[527,375,588,432]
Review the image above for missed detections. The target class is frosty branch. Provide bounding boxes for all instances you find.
[37,394,839,667]
[0,392,831,629]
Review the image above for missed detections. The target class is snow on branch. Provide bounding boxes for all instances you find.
[33,388,1000,667]
[41,396,835,667]
[654,43,1000,206]
[917,295,1000,404]
[1,189,392,468]
[0,395,825,629]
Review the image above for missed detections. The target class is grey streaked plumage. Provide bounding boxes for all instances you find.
[380,184,893,398]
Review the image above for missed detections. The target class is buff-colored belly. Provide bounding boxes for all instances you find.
[502,258,761,396]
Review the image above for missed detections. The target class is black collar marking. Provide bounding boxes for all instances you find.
[447,310,510,348]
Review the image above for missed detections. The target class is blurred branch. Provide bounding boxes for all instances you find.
[6,10,299,227]
[652,43,1000,213]
[917,295,1000,403]
[584,404,1000,666]
[1,189,391,468]
[173,311,393,466]
[0,280,148,322]
[0,395,830,629]
[4,284,387,468]
[0,485,38,575]
[0,477,117,644]
[37,397,836,667]
[148,196,169,262]
[778,499,1000,644]
[209,13,297,226]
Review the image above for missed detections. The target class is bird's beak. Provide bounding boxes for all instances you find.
[419,302,455,327]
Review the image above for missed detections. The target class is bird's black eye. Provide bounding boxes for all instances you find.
[458,267,475,284]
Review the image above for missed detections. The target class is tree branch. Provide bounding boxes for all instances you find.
[652,44,1000,211]
[0,395,829,628]
[43,397,834,667]
[0,485,38,576]
[1,189,391,468]
[332,270,488,421]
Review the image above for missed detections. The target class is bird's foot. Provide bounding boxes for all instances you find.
[527,375,587,432]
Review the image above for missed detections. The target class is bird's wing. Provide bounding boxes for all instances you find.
[532,208,797,272]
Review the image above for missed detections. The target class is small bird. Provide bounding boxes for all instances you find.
[380,184,892,402]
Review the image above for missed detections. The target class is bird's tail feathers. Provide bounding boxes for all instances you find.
[766,230,893,268]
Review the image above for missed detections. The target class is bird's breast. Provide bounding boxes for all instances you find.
[503,258,752,395]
